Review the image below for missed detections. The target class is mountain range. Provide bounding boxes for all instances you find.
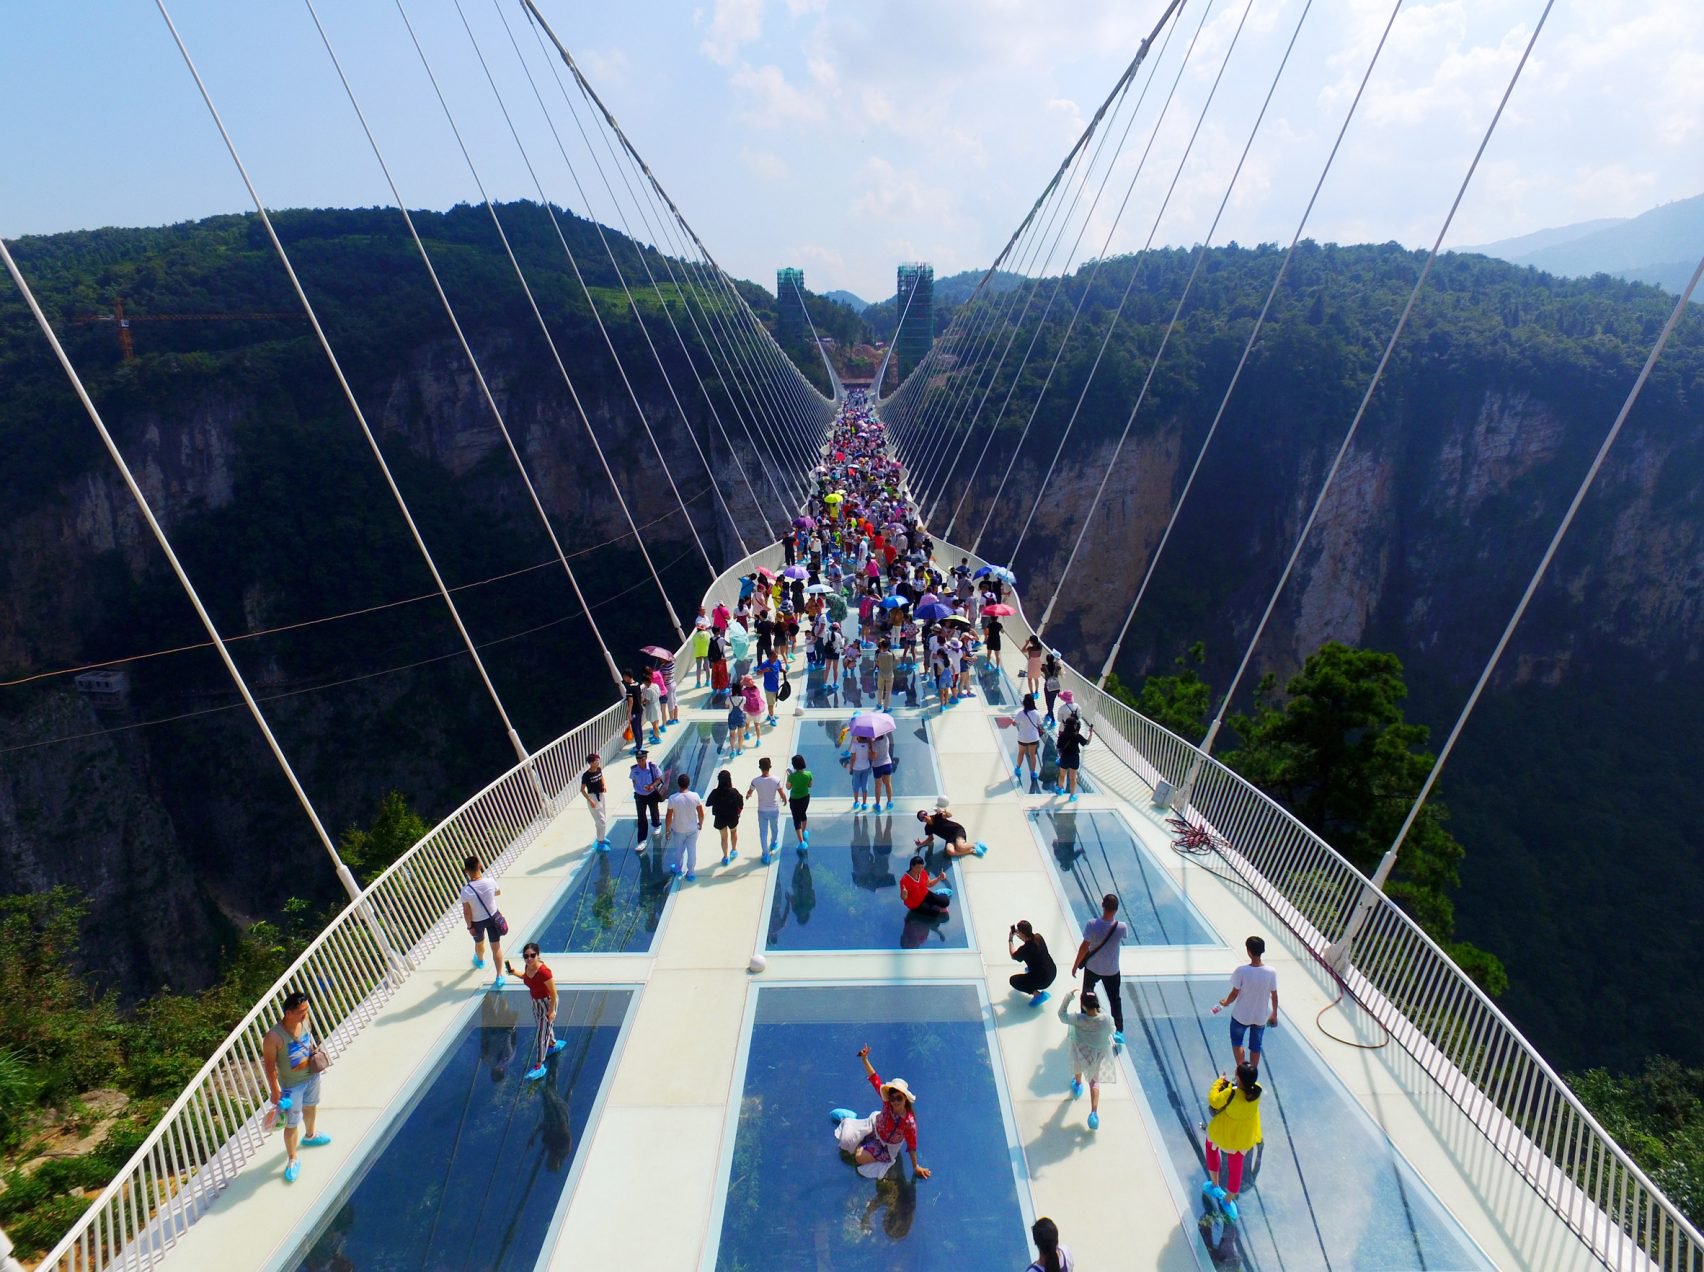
[1463,193,1702,294]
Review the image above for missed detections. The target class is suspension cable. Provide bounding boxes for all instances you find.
[1065,0,1408,656]
[155,0,535,770]
[937,20,1180,539]
[1369,250,1704,891]
[302,0,624,686]
[0,232,373,908]
[972,0,1224,557]
[401,2,715,588]
[510,1,773,544]
[1184,0,1560,784]
[470,0,751,563]
[1013,0,1315,580]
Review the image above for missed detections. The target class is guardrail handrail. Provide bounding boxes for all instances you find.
[34,538,785,1272]
[934,533,1699,1272]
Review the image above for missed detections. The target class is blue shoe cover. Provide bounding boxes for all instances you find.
[1088,1111,1100,1131]
[830,1107,857,1123]
[549,1038,568,1055]
[1071,1078,1084,1099]
[523,1065,547,1081]
[1030,991,1050,1006]
[1113,1030,1126,1047]
[972,842,988,857]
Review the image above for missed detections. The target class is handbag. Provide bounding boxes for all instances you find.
[778,675,793,702]
[471,884,510,938]
[307,1044,331,1074]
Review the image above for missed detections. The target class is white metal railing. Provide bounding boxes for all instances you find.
[34,540,786,1272]
[937,534,1701,1272]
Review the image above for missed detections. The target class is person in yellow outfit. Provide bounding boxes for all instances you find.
[1202,1063,1263,1221]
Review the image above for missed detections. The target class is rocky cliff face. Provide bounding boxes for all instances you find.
[960,382,1703,697]
[0,330,804,996]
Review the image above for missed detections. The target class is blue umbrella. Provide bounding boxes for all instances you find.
[916,602,954,621]
[972,565,993,579]
[878,595,910,610]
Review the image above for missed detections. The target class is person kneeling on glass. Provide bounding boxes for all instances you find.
[830,1045,932,1180]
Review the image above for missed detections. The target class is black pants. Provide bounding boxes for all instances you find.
[913,893,950,917]
[1010,967,1056,995]
[634,791,663,842]
[1083,968,1124,1033]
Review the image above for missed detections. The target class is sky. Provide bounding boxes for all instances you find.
[1,0,1700,306]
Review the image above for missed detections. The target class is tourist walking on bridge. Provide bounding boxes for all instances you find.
[631,747,665,849]
[1219,936,1279,1071]
[460,856,507,986]
[1072,894,1127,1047]
[263,990,330,1184]
[665,772,706,880]
[1059,987,1115,1130]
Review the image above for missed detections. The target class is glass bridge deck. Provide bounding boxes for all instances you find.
[179,565,1591,1272]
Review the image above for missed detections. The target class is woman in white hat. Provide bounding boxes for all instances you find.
[830,1045,932,1180]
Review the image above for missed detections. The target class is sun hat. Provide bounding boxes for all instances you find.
[1059,690,1074,703]
[880,1077,917,1106]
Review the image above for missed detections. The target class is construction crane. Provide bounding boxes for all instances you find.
[70,296,306,361]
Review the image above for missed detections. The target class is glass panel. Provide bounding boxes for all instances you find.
[791,718,939,800]
[715,984,1029,1271]
[288,988,633,1272]
[765,815,969,951]
[1122,976,1490,1269]
[1034,809,1216,946]
[651,721,735,794]
[991,713,1097,794]
[530,820,673,953]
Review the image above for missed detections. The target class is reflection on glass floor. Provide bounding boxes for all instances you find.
[764,814,967,951]
[1123,977,1490,1270]
[530,819,672,953]
[653,720,734,794]
[991,713,1097,795]
[289,988,633,1272]
[793,717,939,799]
[714,984,1028,1271]
[1033,808,1215,946]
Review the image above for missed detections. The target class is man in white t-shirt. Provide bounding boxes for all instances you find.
[664,773,706,881]
[1219,935,1279,1070]
[746,757,786,864]
[459,856,505,988]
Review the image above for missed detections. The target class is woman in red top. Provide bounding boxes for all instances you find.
[504,943,565,1080]
[832,1045,931,1179]
[899,854,950,917]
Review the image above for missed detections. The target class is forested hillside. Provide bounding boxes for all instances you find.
[896,240,1704,1073]
[0,203,817,1004]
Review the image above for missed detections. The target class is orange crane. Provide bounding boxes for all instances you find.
[70,296,306,361]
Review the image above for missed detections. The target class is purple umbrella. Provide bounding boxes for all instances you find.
[794,515,816,530]
[849,711,897,739]
[783,564,809,579]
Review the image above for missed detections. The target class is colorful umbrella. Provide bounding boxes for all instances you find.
[941,615,974,629]
[916,602,954,622]
[878,595,910,610]
[981,603,1015,617]
[783,565,809,579]
[972,565,993,579]
[989,566,1018,585]
[794,516,816,529]
[805,583,835,594]
[849,711,897,739]
[639,645,675,659]
[755,566,777,581]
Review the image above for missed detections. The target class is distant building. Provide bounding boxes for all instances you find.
[776,267,807,343]
[895,263,934,379]
[74,667,131,710]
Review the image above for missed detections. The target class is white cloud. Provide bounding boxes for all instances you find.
[699,0,764,66]
[729,62,827,127]
[739,146,791,181]
[577,48,631,88]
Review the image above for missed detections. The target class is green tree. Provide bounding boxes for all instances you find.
[339,790,429,884]
[1570,1057,1704,1227]
[1109,641,1212,741]
[1221,642,1505,991]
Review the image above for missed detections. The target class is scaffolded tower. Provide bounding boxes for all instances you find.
[776,267,808,343]
[895,263,934,379]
